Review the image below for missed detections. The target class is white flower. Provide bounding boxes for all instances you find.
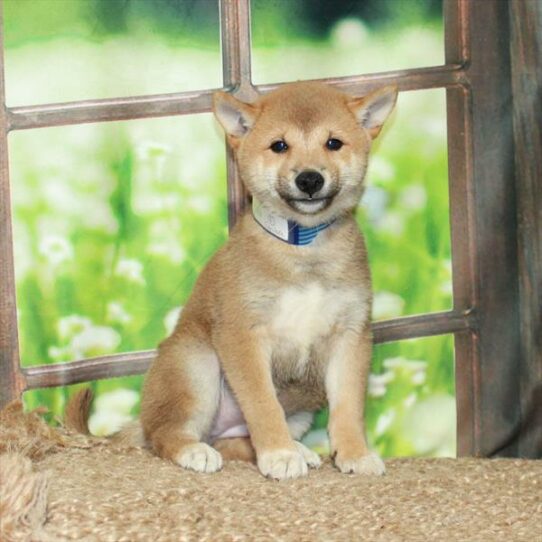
[375,409,395,436]
[163,306,183,336]
[368,156,395,184]
[137,141,172,182]
[372,291,405,320]
[177,148,218,190]
[411,371,427,386]
[403,394,456,457]
[383,357,428,386]
[401,184,427,211]
[115,258,145,285]
[147,240,186,264]
[70,326,121,358]
[186,194,213,214]
[301,429,330,455]
[106,302,132,325]
[48,345,73,362]
[94,388,139,415]
[376,210,406,236]
[38,235,74,266]
[360,186,388,223]
[88,410,133,437]
[150,218,181,236]
[147,219,185,263]
[133,192,181,216]
[331,18,369,49]
[87,389,139,436]
[58,315,93,341]
[440,280,453,296]
[403,393,417,408]
[43,178,81,214]
[440,259,453,296]
[383,357,427,373]
[368,371,394,398]
[80,200,118,234]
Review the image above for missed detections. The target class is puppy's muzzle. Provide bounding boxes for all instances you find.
[295,170,325,197]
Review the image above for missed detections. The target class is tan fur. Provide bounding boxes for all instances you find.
[140,82,397,479]
[64,388,92,435]
[213,437,256,463]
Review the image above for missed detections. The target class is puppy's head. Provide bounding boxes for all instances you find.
[213,82,397,226]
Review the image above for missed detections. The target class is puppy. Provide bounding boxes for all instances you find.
[140,81,397,480]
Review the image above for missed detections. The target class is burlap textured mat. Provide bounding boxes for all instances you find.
[1,402,541,542]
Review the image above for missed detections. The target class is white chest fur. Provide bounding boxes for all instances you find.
[268,283,367,349]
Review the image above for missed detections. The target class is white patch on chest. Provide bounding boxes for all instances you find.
[269,283,359,349]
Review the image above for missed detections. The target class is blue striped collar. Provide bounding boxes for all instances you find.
[252,198,333,246]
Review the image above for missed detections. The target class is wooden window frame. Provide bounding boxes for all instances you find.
[1,0,540,458]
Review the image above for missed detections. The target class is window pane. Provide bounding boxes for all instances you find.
[360,89,451,319]
[10,114,227,368]
[3,0,221,106]
[305,334,456,458]
[251,0,444,85]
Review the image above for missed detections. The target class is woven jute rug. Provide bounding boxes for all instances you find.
[1,402,540,542]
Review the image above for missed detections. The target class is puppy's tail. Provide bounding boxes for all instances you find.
[64,388,146,447]
[64,388,92,435]
[213,437,256,463]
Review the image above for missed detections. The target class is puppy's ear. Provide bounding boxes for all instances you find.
[348,86,398,139]
[213,91,257,140]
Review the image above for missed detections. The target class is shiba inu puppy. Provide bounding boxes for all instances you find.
[140,81,397,480]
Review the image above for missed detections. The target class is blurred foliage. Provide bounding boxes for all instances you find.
[5,0,453,457]
[4,0,441,46]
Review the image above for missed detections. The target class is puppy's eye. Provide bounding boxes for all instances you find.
[326,138,343,151]
[270,140,288,153]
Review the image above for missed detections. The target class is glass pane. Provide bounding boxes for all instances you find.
[251,0,444,84]
[304,334,456,458]
[358,89,450,320]
[3,0,221,106]
[10,114,227,368]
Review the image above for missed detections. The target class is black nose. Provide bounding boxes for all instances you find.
[295,170,325,197]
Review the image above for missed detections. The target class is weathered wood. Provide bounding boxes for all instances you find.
[465,0,521,457]
[23,351,155,390]
[509,0,542,459]
[7,65,466,133]
[258,63,466,96]
[8,89,218,131]
[444,0,480,457]
[0,9,26,407]
[21,311,474,390]
[220,0,254,228]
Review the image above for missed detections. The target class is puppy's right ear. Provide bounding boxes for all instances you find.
[213,92,257,140]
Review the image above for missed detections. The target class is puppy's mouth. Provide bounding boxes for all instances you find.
[282,194,336,215]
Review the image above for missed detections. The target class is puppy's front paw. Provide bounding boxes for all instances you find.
[175,442,223,473]
[334,451,385,476]
[257,448,308,480]
[295,441,321,469]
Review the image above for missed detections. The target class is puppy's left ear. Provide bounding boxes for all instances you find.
[348,86,398,139]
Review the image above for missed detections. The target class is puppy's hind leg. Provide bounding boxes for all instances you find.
[212,412,320,466]
[141,333,223,473]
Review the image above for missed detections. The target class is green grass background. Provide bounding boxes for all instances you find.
[5,0,454,457]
